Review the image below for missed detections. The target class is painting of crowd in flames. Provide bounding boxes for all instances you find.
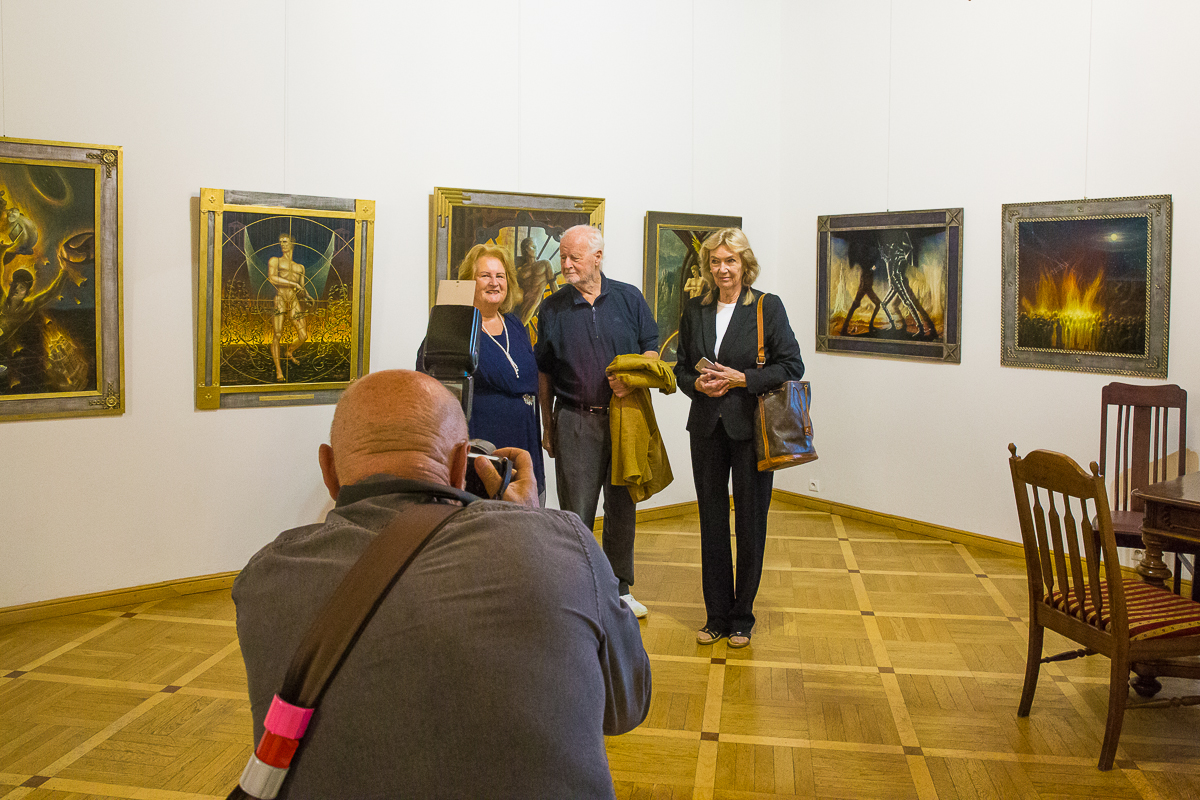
[1015,216,1149,356]
[217,212,357,386]
[1002,195,1171,378]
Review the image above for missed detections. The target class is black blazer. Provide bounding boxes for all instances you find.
[674,288,805,441]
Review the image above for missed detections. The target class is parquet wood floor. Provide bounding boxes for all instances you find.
[2,500,1198,799]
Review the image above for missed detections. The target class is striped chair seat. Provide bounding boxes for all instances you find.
[1046,578,1200,641]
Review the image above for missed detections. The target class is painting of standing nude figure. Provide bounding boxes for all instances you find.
[816,208,963,364]
[1001,196,1171,378]
[0,137,123,423]
[196,189,374,409]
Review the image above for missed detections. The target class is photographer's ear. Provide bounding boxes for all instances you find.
[449,439,470,490]
[319,443,341,501]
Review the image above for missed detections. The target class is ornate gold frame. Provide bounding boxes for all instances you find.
[0,136,124,422]
[196,189,374,409]
[428,187,604,307]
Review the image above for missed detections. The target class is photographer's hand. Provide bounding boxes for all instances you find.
[474,446,539,508]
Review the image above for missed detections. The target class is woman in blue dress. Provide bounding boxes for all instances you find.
[424,243,546,502]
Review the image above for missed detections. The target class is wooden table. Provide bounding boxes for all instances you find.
[1134,472,1200,588]
[1129,472,1200,698]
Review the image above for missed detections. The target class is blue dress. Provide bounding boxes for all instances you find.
[472,313,545,494]
[418,313,545,495]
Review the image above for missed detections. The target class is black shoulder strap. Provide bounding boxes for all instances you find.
[232,501,468,799]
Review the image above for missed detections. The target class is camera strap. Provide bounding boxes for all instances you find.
[229,500,470,799]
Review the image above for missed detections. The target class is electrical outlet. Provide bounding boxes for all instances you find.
[808,479,820,493]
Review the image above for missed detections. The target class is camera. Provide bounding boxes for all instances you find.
[465,440,512,500]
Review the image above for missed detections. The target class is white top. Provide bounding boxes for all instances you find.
[714,301,736,357]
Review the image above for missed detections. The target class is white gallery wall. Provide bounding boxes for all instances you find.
[0,0,1196,608]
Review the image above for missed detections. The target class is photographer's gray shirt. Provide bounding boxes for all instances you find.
[234,476,651,799]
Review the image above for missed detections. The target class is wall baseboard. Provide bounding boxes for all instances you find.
[0,571,239,627]
[769,488,1026,558]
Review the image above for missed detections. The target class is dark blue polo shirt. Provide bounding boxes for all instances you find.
[535,275,659,408]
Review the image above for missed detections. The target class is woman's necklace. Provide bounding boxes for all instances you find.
[484,317,520,377]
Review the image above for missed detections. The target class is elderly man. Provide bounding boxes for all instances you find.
[234,370,651,798]
[536,225,659,618]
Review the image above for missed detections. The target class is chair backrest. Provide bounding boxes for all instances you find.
[1008,444,1128,636]
[1099,382,1187,514]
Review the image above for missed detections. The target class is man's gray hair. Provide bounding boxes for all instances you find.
[562,224,604,257]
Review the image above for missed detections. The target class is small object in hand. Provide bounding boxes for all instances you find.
[695,357,715,371]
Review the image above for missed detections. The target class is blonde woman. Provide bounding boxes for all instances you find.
[673,228,804,647]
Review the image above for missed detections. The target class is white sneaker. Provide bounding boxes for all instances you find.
[620,593,648,619]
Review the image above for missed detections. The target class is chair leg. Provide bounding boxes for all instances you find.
[1018,620,1043,717]
[1098,654,1131,771]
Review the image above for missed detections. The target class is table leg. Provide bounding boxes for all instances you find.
[1137,529,1174,588]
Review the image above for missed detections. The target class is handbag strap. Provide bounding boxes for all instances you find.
[755,293,766,367]
[232,500,469,799]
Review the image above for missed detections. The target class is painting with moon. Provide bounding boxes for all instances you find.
[1001,195,1172,378]
[1016,216,1148,355]
[0,138,124,422]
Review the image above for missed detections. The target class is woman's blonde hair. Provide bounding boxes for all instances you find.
[697,227,761,306]
[457,243,523,315]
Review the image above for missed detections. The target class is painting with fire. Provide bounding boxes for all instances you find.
[0,138,123,422]
[196,189,374,409]
[816,208,963,363]
[1001,196,1171,378]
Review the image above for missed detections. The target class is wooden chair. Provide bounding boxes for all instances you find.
[1008,444,1200,770]
[1099,382,1196,598]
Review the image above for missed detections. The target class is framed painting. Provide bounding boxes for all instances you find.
[1001,195,1171,378]
[429,187,604,341]
[816,208,963,363]
[0,137,123,422]
[642,211,741,364]
[196,189,374,409]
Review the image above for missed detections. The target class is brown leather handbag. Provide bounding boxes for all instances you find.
[752,295,817,471]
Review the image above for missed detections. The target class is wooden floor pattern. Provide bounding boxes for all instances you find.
[3,499,1200,799]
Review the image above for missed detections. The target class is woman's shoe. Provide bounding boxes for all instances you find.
[696,627,725,645]
[728,631,751,649]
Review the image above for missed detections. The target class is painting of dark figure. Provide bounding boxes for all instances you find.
[643,211,742,364]
[817,209,962,364]
[831,228,943,341]
[1001,196,1171,378]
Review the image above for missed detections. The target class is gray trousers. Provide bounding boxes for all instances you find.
[554,404,637,595]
